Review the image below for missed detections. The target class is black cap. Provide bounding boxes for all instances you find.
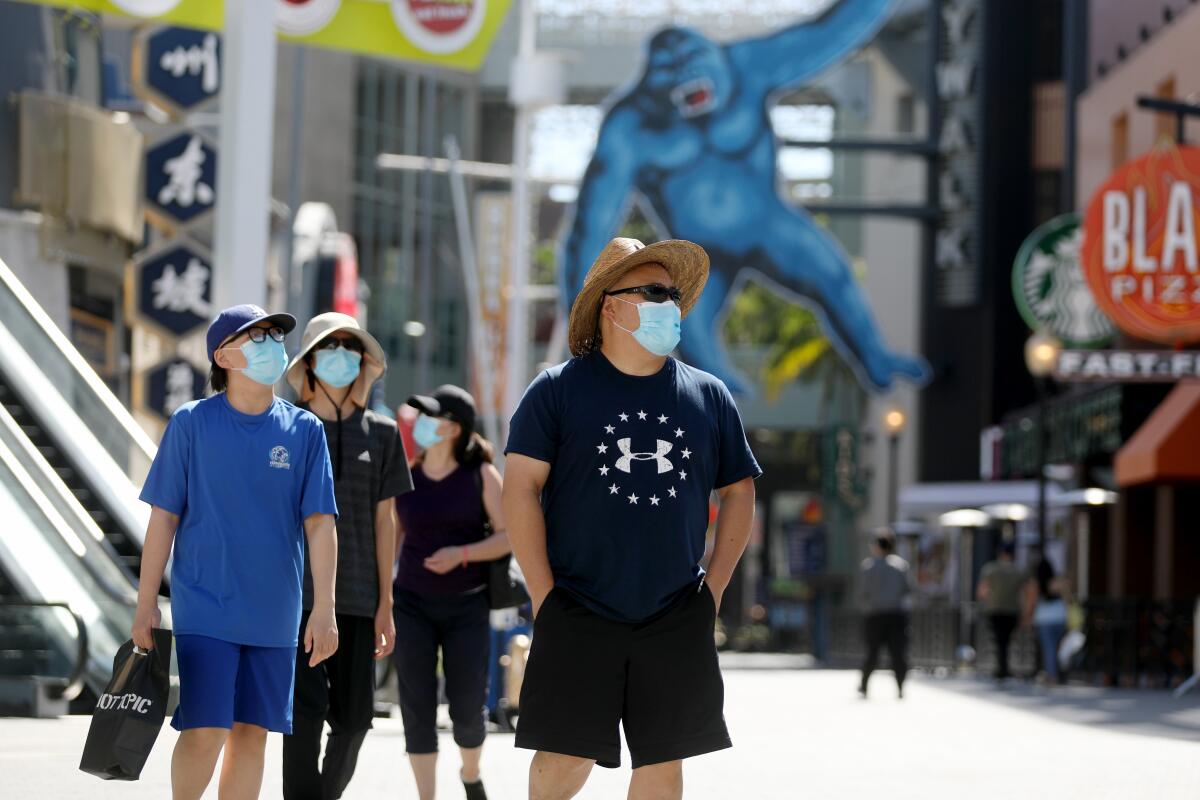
[406,384,476,433]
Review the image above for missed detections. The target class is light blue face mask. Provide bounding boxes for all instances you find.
[238,338,289,386]
[613,297,682,357]
[413,414,445,450]
[313,348,363,388]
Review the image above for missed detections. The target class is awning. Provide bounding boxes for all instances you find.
[1114,383,1200,486]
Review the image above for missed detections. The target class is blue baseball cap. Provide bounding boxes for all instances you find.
[206,304,297,362]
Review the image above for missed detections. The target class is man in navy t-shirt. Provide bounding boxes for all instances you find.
[132,305,339,800]
[504,238,761,798]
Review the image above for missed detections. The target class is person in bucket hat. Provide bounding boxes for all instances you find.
[503,238,761,799]
[280,312,413,800]
[133,304,339,800]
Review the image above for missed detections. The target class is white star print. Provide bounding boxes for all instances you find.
[679,470,688,480]
[609,483,620,494]
[668,487,678,498]
[674,428,684,438]
[658,414,668,424]
[628,493,639,504]
[597,443,608,454]
[618,412,629,422]
[604,425,615,434]
[650,495,660,506]
[637,410,648,420]
[681,448,692,459]
[599,465,610,476]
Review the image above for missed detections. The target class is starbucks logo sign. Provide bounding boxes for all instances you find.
[1013,213,1115,348]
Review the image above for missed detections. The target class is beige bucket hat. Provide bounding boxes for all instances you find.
[567,237,709,357]
[286,312,386,408]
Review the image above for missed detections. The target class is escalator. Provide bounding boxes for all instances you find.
[0,256,165,711]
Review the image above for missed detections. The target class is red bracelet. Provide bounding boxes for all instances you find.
[461,546,469,569]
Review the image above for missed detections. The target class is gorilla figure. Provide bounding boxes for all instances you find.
[560,0,929,393]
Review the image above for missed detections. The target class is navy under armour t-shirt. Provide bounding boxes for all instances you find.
[140,394,338,647]
[505,352,761,623]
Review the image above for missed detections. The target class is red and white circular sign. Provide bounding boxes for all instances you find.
[111,0,183,16]
[1081,145,1200,344]
[390,0,487,55]
[276,0,342,36]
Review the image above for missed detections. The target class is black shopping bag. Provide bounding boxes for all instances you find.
[79,628,172,781]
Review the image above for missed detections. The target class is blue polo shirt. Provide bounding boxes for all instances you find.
[506,352,761,623]
[140,394,338,647]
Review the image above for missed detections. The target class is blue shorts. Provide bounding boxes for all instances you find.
[171,634,296,734]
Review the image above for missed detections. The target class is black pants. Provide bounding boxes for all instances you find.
[860,612,908,692]
[282,612,377,800]
[989,613,1019,679]
[392,587,490,754]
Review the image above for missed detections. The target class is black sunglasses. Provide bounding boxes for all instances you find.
[316,336,365,354]
[604,283,682,304]
[245,326,286,344]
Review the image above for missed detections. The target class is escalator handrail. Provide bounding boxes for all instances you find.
[0,599,90,702]
[0,256,157,462]
[0,322,151,550]
[0,427,139,608]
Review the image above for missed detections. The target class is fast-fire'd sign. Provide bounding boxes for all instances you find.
[1081,145,1200,344]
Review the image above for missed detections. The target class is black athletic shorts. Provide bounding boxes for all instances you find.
[514,580,731,769]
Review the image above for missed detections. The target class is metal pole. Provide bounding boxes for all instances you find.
[214,0,277,310]
[445,136,502,452]
[1036,378,1048,555]
[416,72,436,391]
[282,46,306,339]
[503,0,536,435]
[887,433,899,524]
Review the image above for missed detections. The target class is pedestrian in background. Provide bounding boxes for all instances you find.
[858,529,910,699]
[504,238,760,800]
[977,541,1027,682]
[393,385,511,800]
[281,313,413,800]
[1025,554,1068,685]
[132,305,339,800]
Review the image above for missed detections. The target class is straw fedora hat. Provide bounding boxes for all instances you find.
[567,237,709,357]
[286,312,386,408]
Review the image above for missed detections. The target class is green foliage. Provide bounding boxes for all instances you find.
[723,281,849,401]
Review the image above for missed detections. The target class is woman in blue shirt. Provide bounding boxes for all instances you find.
[131,304,340,800]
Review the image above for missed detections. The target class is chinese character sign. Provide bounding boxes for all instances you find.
[138,243,214,336]
[146,358,206,419]
[141,27,221,115]
[145,133,217,225]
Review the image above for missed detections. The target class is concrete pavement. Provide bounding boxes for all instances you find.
[6,667,1200,799]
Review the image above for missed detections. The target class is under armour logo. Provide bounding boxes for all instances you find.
[615,438,673,474]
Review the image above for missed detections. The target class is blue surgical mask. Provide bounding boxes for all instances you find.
[613,297,681,357]
[313,348,362,388]
[237,338,289,386]
[413,414,445,450]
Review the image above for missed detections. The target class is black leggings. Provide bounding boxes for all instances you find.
[392,587,490,753]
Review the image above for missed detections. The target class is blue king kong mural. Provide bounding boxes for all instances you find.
[560,0,929,395]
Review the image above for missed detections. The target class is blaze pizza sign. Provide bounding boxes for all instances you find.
[1081,145,1200,344]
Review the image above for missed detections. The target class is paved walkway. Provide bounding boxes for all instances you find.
[6,667,1200,799]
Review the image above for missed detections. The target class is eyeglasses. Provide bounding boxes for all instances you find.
[245,326,286,344]
[604,283,682,305]
[316,336,365,354]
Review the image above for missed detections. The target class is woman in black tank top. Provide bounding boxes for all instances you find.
[392,385,509,800]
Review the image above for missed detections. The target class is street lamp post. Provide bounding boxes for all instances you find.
[883,408,906,525]
[1024,332,1061,555]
